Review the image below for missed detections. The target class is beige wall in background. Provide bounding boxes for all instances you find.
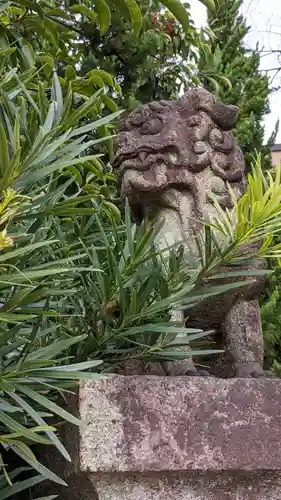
[272,151,281,167]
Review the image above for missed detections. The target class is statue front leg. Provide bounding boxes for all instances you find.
[161,309,198,376]
[151,204,199,376]
[222,299,264,377]
[162,345,198,375]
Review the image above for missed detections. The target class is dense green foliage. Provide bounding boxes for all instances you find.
[261,263,281,371]
[80,0,228,108]
[81,2,200,107]
[199,0,273,171]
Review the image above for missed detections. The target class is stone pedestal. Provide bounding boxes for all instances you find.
[39,376,281,500]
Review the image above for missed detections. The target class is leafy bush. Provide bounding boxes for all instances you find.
[261,266,281,371]
[0,67,123,496]
[1,66,281,496]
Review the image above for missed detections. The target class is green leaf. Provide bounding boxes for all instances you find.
[9,392,71,462]
[33,497,58,500]
[0,123,10,177]
[0,411,53,445]
[65,65,76,81]
[0,267,94,285]
[101,94,118,112]
[0,313,37,324]
[102,201,121,221]
[0,2,9,14]
[119,323,201,337]
[0,240,58,263]
[164,330,214,344]
[95,0,111,34]
[198,0,216,12]
[87,69,114,88]
[0,467,30,491]
[12,447,67,486]
[125,0,142,35]
[153,349,223,359]
[24,370,104,380]
[69,108,122,137]
[48,360,103,371]
[0,400,22,413]
[27,335,88,360]
[15,385,81,427]
[20,41,35,69]
[0,475,45,500]
[60,88,103,129]
[160,0,191,32]
[51,72,63,123]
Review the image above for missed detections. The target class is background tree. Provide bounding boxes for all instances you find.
[199,0,273,171]
[79,0,225,108]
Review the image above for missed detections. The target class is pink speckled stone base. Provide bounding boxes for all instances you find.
[79,376,281,500]
[35,376,281,500]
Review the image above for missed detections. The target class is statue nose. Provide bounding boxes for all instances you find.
[138,151,148,162]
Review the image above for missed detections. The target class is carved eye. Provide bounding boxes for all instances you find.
[186,116,201,127]
[140,117,163,135]
[129,115,144,128]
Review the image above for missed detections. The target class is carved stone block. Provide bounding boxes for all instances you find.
[36,376,281,500]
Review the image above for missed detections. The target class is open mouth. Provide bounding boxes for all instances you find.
[113,147,180,171]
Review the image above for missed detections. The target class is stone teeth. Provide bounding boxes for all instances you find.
[194,141,207,154]
[169,152,178,164]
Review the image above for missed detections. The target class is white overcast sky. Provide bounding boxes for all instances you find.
[190,0,281,143]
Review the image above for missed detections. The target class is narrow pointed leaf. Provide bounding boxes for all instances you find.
[12,447,67,486]
[15,385,82,426]
[9,392,71,462]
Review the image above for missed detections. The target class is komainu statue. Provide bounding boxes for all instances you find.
[113,88,265,378]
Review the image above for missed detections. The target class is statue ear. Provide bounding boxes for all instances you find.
[183,88,239,131]
[200,101,238,131]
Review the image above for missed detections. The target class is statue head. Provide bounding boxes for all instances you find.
[113,88,246,221]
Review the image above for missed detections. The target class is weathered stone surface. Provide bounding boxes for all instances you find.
[114,88,265,377]
[79,376,281,474]
[34,376,281,500]
[91,472,281,500]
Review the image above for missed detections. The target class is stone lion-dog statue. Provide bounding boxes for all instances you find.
[113,88,266,378]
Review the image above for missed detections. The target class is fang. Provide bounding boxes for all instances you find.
[139,151,148,162]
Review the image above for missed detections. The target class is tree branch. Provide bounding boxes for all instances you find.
[45,15,82,35]
[263,67,281,72]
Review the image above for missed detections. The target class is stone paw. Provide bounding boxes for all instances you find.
[234,363,268,378]
[185,369,199,376]
[185,369,211,377]
[263,370,277,378]
[199,369,212,376]
[250,370,277,379]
